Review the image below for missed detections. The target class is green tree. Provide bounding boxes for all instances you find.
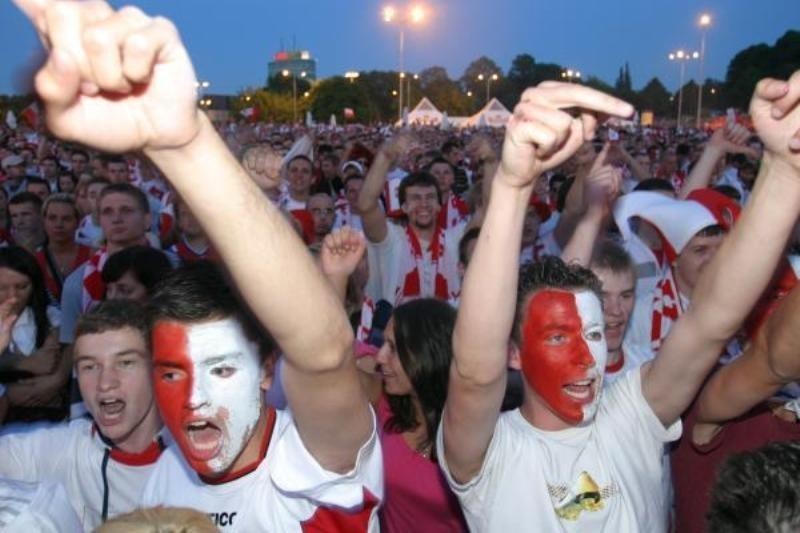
[460,56,504,99]
[310,76,379,124]
[419,66,470,115]
[637,77,672,116]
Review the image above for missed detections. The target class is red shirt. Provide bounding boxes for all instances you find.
[671,401,800,533]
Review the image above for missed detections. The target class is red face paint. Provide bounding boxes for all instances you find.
[152,321,199,469]
[519,290,606,425]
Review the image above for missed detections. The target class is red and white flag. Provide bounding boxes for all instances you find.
[19,102,39,127]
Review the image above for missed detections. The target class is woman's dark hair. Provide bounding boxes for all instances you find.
[101,246,173,294]
[0,246,49,348]
[385,298,456,459]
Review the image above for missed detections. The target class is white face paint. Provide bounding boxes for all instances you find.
[154,318,263,477]
[574,291,607,423]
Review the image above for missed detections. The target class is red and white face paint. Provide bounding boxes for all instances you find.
[152,318,263,477]
[520,290,607,425]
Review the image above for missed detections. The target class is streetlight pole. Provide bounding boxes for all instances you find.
[477,73,498,104]
[383,4,427,121]
[696,13,711,129]
[669,50,698,129]
[283,69,306,123]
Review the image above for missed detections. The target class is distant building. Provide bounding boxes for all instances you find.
[267,50,317,84]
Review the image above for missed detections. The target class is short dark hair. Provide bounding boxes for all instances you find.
[75,299,150,345]
[512,255,602,345]
[102,246,173,294]
[99,182,149,213]
[385,298,456,460]
[71,149,89,161]
[458,226,481,266]
[440,139,461,155]
[398,172,442,205]
[634,178,675,194]
[9,191,43,210]
[287,155,312,169]
[708,441,800,533]
[87,176,111,189]
[25,176,49,190]
[148,262,276,357]
[696,224,725,238]
[590,239,635,276]
[426,157,456,175]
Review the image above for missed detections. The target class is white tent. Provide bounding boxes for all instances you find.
[397,97,443,127]
[465,98,511,128]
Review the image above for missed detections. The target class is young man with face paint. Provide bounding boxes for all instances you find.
[0,300,165,531]
[437,74,800,532]
[11,1,381,530]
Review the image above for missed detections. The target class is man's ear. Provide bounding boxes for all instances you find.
[259,352,276,392]
[508,340,521,371]
[400,201,410,216]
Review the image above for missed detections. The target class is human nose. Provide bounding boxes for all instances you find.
[188,376,209,409]
[98,365,120,392]
[572,340,595,368]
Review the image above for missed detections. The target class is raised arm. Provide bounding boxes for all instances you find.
[694,281,800,442]
[678,124,756,199]
[319,227,367,303]
[355,133,412,243]
[17,0,369,471]
[443,82,634,483]
[643,72,800,427]
[561,145,621,266]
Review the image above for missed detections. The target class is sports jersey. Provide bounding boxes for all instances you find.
[142,407,383,532]
[0,418,164,531]
[438,369,680,532]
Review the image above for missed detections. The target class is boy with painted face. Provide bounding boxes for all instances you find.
[437,74,800,532]
[11,0,382,529]
[0,300,165,531]
[142,261,381,532]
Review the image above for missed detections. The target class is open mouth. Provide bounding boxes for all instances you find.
[97,399,125,425]
[563,378,596,403]
[185,420,223,460]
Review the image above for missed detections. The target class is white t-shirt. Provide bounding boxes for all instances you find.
[367,220,466,304]
[438,369,681,532]
[142,408,383,532]
[0,418,162,531]
[0,478,82,533]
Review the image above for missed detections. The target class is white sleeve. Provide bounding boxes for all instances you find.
[601,368,682,448]
[269,408,383,508]
[435,411,507,529]
[0,422,74,481]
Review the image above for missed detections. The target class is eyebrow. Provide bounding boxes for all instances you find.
[199,353,243,367]
[74,349,144,364]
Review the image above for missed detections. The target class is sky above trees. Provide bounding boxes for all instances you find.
[1,0,798,95]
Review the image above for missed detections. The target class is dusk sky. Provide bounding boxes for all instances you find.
[1,0,798,96]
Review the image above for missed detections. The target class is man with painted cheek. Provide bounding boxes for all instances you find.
[152,318,269,479]
[437,72,800,533]
[518,289,606,427]
[142,263,382,531]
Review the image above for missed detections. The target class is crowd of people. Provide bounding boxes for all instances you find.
[1,0,800,532]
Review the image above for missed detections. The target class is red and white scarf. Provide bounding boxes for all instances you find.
[356,296,376,343]
[438,194,470,230]
[399,225,450,302]
[81,248,109,313]
[650,266,683,353]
